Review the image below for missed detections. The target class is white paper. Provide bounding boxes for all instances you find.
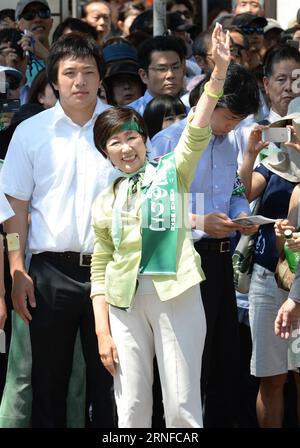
[231,215,276,226]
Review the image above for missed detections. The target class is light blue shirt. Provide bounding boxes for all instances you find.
[128,90,154,116]
[150,117,251,240]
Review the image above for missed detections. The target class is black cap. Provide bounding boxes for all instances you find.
[104,61,140,81]
[232,13,267,28]
[166,11,195,32]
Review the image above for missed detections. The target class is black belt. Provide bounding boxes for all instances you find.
[195,239,231,253]
[35,251,92,267]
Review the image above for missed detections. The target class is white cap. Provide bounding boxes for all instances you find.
[264,18,283,34]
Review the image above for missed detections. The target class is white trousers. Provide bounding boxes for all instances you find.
[109,277,206,428]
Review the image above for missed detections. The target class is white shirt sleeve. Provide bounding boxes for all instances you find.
[0,190,14,223]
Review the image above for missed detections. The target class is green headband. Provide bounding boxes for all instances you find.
[112,120,143,136]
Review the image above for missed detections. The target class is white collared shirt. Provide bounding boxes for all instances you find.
[0,99,117,253]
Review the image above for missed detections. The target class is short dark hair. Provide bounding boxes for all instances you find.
[46,32,104,95]
[192,29,213,57]
[0,8,15,22]
[191,63,259,117]
[118,1,145,22]
[93,107,148,158]
[52,17,98,43]
[137,35,185,70]
[143,95,186,139]
[166,0,193,13]
[264,44,300,78]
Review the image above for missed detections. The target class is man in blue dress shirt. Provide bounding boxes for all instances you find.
[151,63,260,427]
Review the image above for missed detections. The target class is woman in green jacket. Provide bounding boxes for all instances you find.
[91,23,230,428]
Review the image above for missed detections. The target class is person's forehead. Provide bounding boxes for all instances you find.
[237,0,261,5]
[271,59,300,76]
[150,50,181,63]
[58,56,98,68]
[86,2,111,15]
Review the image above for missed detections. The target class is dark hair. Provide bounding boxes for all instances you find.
[192,29,213,57]
[0,28,24,59]
[143,95,186,138]
[191,63,259,116]
[264,44,300,78]
[52,17,98,43]
[0,8,15,22]
[166,0,193,13]
[26,68,48,105]
[46,32,104,96]
[129,8,153,36]
[81,0,110,19]
[94,107,148,158]
[137,35,185,70]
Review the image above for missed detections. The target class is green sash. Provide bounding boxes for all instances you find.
[140,152,178,275]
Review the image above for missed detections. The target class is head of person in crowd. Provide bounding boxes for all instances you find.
[107,0,128,30]
[52,17,98,43]
[232,13,267,52]
[116,1,145,37]
[15,0,53,48]
[190,63,259,136]
[280,25,300,51]
[166,0,194,28]
[129,8,153,37]
[232,0,264,17]
[0,28,27,78]
[46,32,104,121]
[263,45,300,117]
[263,18,283,53]
[212,13,234,29]
[26,67,56,108]
[143,94,186,139]
[81,0,111,46]
[137,35,185,98]
[93,106,148,166]
[225,25,250,67]
[103,60,145,106]
[0,9,17,30]
[192,29,214,74]
[166,11,196,58]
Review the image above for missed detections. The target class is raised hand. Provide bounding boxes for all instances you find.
[211,22,231,75]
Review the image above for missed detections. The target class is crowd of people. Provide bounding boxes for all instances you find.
[0,0,300,429]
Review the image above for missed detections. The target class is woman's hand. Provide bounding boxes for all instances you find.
[97,332,119,376]
[246,125,269,157]
[210,22,231,76]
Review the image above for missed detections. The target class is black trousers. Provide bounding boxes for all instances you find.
[28,253,115,428]
[195,240,239,428]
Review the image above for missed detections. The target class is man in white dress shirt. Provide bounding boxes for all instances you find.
[0,33,116,428]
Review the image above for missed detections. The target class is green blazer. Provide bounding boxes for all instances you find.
[91,118,211,309]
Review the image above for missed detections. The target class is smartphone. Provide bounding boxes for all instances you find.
[0,98,20,114]
[262,127,291,143]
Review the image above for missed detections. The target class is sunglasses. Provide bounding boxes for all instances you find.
[241,26,264,35]
[20,8,51,21]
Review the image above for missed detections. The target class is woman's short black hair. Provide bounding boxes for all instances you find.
[52,17,98,43]
[93,107,148,158]
[143,95,186,139]
[46,32,104,97]
[190,63,260,117]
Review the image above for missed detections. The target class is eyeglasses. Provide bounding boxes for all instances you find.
[148,63,183,74]
[241,26,264,35]
[20,8,51,21]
